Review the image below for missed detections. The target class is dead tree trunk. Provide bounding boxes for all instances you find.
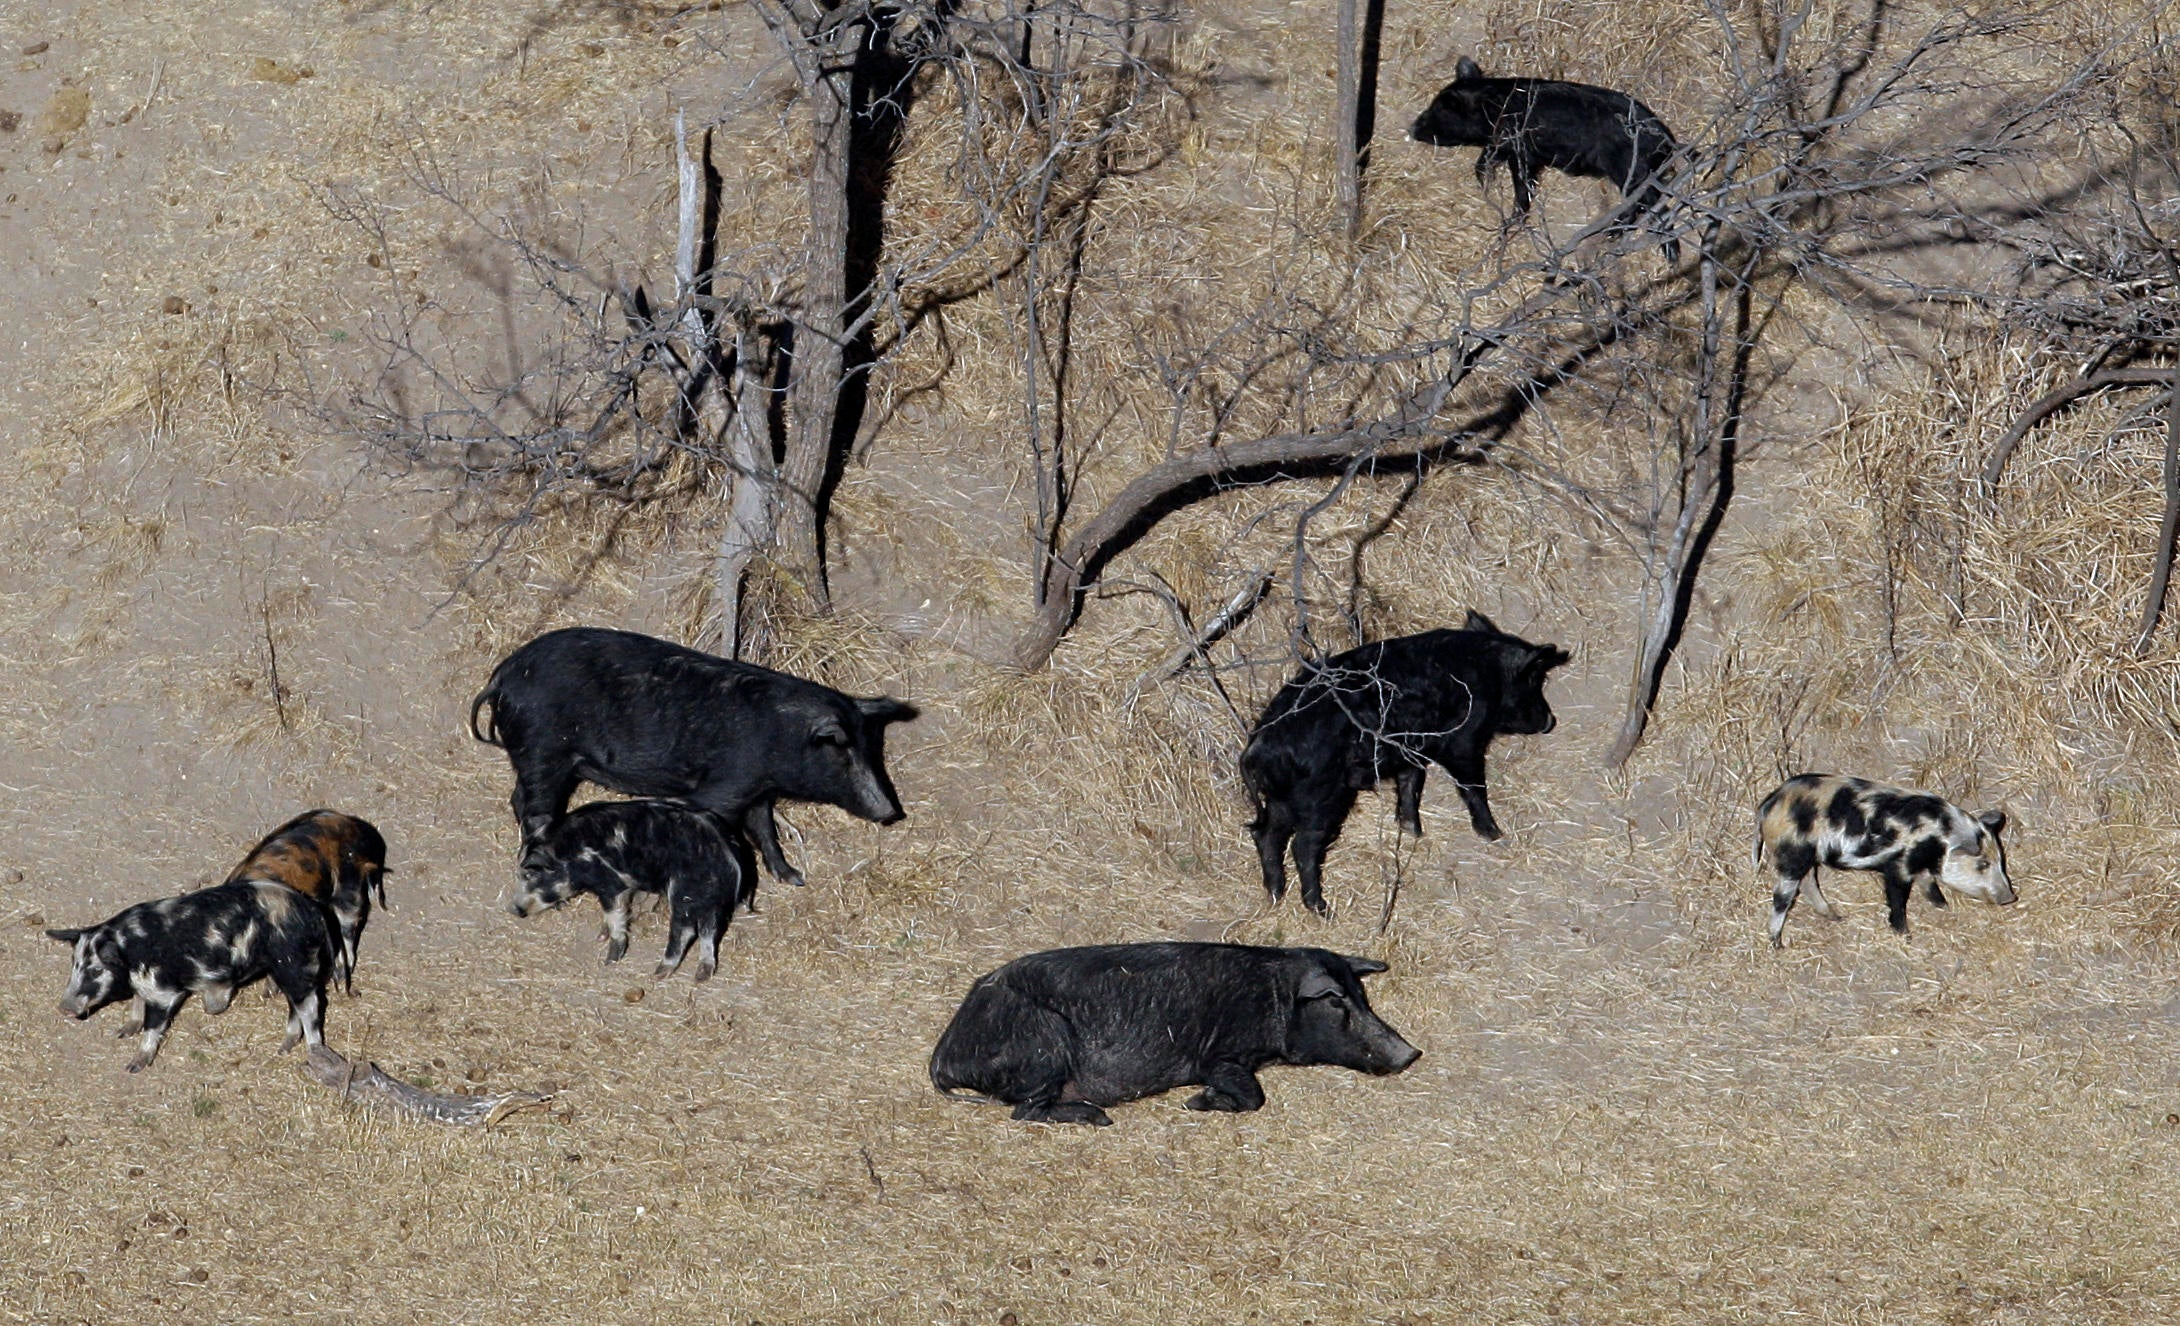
[1333,0,1385,239]
[1604,246,1757,769]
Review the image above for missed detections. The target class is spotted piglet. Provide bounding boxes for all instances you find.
[506,799,754,983]
[48,880,336,1071]
[1755,773,2014,948]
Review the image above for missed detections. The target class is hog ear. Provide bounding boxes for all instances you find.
[1977,808,2008,836]
[45,928,84,944]
[857,696,920,727]
[1343,955,1390,978]
[1298,968,1342,1000]
[1533,644,1572,672]
[1456,55,1484,81]
[1462,609,1499,634]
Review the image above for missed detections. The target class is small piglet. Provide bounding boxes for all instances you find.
[1756,773,2014,947]
[930,943,1420,1126]
[49,881,335,1072]
[507,799,753,983]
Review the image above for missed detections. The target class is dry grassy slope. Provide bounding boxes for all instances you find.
[3,0,2180,1323]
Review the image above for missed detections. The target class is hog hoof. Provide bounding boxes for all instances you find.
[691,959,717,984]
[124,1053,153,1074]
[1185,1088,1252,1113]
[604,940,630,964]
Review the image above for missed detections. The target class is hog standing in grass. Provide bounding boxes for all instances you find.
[1756,774,2014,948]
[48,881,334,1072]
[223,809,388,991]
[470,627,917,890]
[1240,612,1570,915]
[507,799,754,983]
[930,943,1420,1126]
[1411,56,1680,253]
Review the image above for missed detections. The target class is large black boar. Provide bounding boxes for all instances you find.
[507,798,753,983]
[222,809,388,992]
[930,943,1419,1126]
[48,881,335,1072]
[1411,57,1679,250]
[1756,773,2014,947]
[470,627,917,888]
[1240,612,1570,915]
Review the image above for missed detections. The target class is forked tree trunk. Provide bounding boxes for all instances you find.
[779,8,864,614]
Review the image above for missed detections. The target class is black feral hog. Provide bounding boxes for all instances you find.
[1755,773,2014,948]
[1239,612,1571,915]
[930,943,1419,1126]
[48,881,334,1072]
[222,809,388,992]
[507,799,753,983]
[1411,57,1680,252]
[470,627,917,889]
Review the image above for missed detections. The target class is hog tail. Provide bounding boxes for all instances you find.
[1752,788,1782,870]
[467,683,502,747]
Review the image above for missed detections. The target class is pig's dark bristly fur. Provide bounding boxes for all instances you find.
[469,627,917,889]
[47,880,335,1073]
[222,809,388,992]
[1240,611,1570,915]
[1755,773,2015,948]
[507,798,754,983]
[1411,56,1680,256]
[929,943,1420,1127]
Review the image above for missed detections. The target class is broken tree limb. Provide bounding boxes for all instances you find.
[1980,366,2171,489]
[305,1045,551,1129]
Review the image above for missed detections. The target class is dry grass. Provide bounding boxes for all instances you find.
[5,0,2180,1322]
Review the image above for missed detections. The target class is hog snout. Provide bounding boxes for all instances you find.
[58,998,89,1020]
[1376,1039,1422,1075]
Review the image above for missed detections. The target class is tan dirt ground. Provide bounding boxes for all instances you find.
[4,0,2180,1323]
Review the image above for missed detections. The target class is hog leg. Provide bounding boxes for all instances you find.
[127,991,183,1073]
[116,995,146,1039]
[1799,863,1842,920]
[1767,875,1803,949]
[1922,874,1949,908]
[1292,792,1357,918]
[271,951,329,1055]
[1880,862,1915,935]
[599,885,635,964]
[1770,843,1819,947]
[1185,1063,1267,1114]
[1443,749,1503,841]
[1393,765,1427,838]
[1250,799,1296,905]
[507,752,581,868]
[1508,156,1540,219]
[655,875,726,983]
[741,802,806,889]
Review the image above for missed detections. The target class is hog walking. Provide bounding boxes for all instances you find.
[930,943,1420,1126]
[48,881,335,1072]
[1240,612,1570,915]
[1755,774,2014,947]
[1411,57,1680,254]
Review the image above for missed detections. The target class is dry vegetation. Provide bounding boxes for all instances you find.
[5,0,2180,1322]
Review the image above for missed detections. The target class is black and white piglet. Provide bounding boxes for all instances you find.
[48,880,335,1072]
[931,943,1421,1126]
[506,798,754,983]
[1756,773,2014,947]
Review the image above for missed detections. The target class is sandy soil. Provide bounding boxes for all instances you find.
[3,0,2179,1323]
